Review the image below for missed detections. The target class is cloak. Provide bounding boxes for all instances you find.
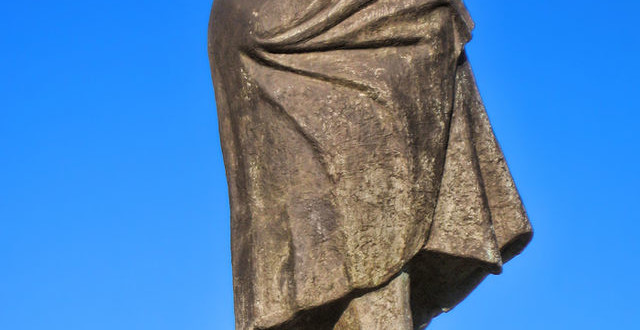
[208,1,532,328]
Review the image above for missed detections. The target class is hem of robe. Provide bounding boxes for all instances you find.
[251,59,532,330]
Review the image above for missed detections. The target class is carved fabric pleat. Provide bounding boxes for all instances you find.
[208,1,532,329]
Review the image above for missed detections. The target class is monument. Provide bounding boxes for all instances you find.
[208,1,532,329]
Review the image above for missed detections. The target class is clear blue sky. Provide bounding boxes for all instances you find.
[1,1,638,329]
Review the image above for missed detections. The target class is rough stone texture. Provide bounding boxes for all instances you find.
[335,272,413,329]
[208,1,532,329]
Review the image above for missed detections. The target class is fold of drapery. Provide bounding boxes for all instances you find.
[427,58,532,273]
[409,59,533,326]
[254,0,474,52]
[209,1,532,329]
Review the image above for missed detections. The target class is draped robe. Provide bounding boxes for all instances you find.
[208,1,532,329]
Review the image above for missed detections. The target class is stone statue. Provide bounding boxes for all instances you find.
[208,1,532,329]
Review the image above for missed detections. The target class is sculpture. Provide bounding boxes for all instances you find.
[208,1,532,329]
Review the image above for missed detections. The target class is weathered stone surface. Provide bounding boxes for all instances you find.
[208,1,532,329]
[335,272,413,329]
